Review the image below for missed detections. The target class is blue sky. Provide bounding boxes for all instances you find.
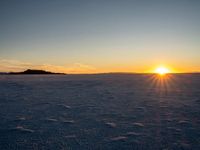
[0,0,200,73]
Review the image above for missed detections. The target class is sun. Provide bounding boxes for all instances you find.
[155,67,170,75]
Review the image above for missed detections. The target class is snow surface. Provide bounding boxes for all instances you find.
[0,74,200,150]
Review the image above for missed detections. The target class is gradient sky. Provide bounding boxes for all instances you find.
[0,0,200,73]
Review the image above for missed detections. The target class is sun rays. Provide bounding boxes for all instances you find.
[145,73,177,99]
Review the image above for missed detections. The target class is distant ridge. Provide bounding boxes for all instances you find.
[9,69,65,75]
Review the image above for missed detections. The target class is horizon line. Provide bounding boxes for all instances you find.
[1,70,200,75]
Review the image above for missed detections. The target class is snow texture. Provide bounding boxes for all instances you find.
[0,74,200,150]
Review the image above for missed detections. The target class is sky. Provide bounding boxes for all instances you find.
[0,0,200,73]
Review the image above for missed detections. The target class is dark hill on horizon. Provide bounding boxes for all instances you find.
[9,69,65,75]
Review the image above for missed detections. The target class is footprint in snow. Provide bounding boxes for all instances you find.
[57,104,71,109]
[11,126,34,133]
[46,118,58,122]
[105,122,117,128]
[178,120,191,126]
[14,117,26,121]
[126,132,142,136]
[132,122,145,127]
[110,136,127,141]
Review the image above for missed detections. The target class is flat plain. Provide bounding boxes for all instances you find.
[0,74,200,150]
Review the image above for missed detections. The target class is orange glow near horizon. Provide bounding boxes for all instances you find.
[0,59,196,74]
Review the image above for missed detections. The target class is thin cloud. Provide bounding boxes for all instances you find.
[0,59,96,74]
[65,63,96,73]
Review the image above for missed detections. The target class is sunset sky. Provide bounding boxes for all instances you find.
[0,0,200,73]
